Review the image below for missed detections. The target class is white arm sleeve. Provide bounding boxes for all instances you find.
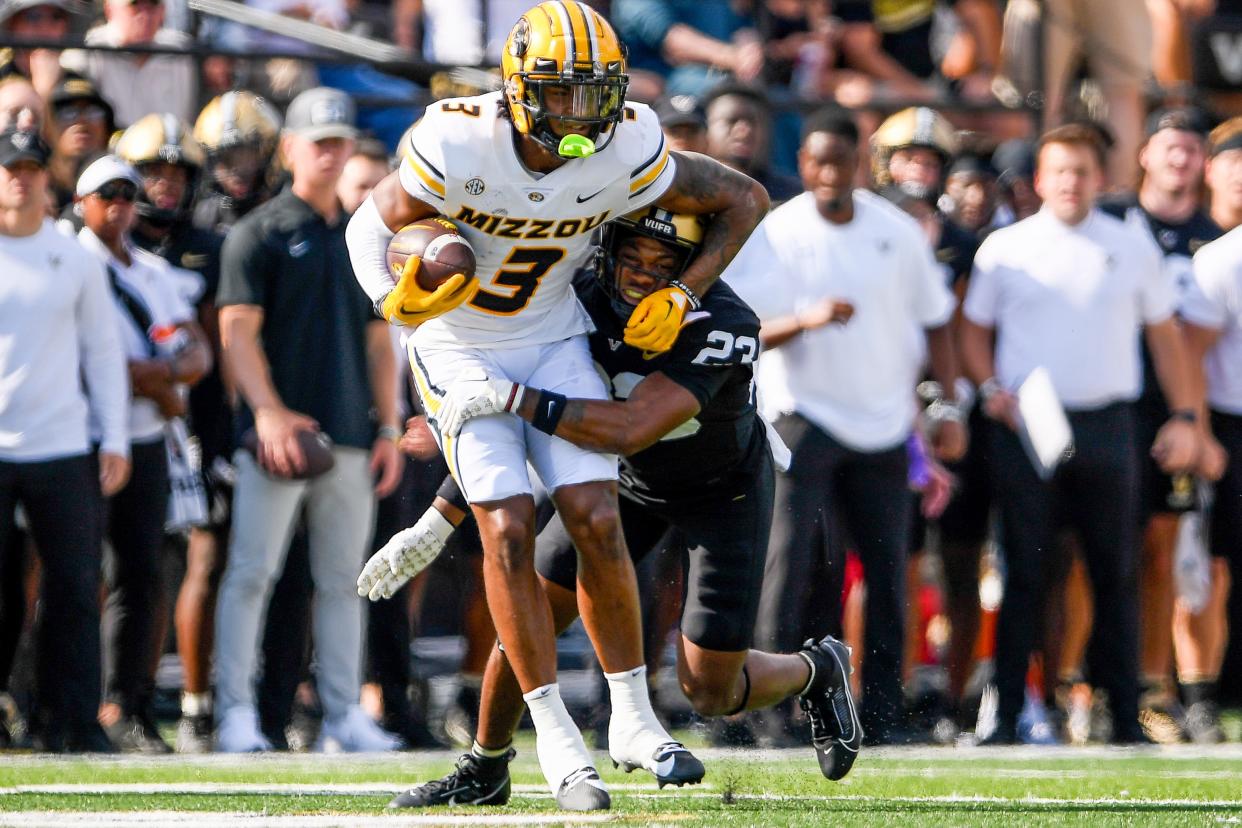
[346,194,398,310]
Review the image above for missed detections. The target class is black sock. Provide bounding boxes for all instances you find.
[1182,680,1217,707]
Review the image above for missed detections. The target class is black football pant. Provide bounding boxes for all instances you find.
[366,455,448,726]
[754,413,912,739]
[102,438,169,716]
[1208,411,1242,705]
[987,403,1141,736]
[0,453,104,736]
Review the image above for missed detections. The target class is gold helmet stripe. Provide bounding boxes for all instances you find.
[577,1,599,65]
[548,2,575,70]
[562,0,591,66]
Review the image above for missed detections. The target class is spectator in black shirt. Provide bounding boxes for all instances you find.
[703,82,802,204]
[213,87,403,753]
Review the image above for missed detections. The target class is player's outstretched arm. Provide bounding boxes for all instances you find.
[655,151,770,298]
[357,493,466,601]
[520,373,700,455]
[435,368,701,451]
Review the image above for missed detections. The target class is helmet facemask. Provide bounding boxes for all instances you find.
[597,219,696,322]
[513,73,628,156]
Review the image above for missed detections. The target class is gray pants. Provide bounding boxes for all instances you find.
[214,447,374,721]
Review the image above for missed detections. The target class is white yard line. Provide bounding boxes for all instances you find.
[0,812,617,827]
[0,783,680,795]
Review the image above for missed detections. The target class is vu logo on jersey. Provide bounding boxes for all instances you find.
[454,205,610,240]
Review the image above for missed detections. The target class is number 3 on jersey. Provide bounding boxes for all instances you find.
[469,247,565,315]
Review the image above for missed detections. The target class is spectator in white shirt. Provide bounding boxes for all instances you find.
[60,0,197,126]
[76,156,212,754]
[0,128,129,752]
[728,108,963,745]
[960,124,1201,745]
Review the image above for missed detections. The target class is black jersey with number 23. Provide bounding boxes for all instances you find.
[574,271,765,506]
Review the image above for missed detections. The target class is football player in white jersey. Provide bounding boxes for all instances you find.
[345,0,768,811]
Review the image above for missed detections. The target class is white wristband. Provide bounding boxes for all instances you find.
[423,507,456,544]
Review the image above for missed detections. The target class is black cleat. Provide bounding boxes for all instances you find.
[798,636,862,781]
[104,712,172,754]
[613,740,705,788]
[556,767,611,811]
[387,749,514,808]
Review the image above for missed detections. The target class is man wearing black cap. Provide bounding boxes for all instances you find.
[653,95,707,155]
[0,127,130,751]
[944,152,999,237]
[1096,107,1222,743]
[991,139,1040,226]
[46,74,114,211]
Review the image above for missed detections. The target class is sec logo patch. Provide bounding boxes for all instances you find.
[465,177,485,195]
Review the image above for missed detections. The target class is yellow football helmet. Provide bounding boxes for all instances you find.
[114,113,205,224]
[501,1,628,155]
[871,106,958,187]
[598,206,706,317]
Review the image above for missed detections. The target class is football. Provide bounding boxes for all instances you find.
[386,218,477,292]
[241,427,336,480]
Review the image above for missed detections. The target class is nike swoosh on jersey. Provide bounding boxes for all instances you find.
[576,186,608,203]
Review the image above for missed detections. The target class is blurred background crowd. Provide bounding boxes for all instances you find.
[2,0,1242,755]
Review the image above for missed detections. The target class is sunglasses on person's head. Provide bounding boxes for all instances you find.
[94,180,138,202]
[55,103,106,125]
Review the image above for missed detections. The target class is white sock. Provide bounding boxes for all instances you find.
[605,665,673,762]
[523,683,595,794]
[181,692,211,718]
[471,740,511,760]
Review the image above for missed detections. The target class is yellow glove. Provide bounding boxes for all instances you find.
[624,285,695,353]
[381,254,477,326]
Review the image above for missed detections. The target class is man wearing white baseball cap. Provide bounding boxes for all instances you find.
[75,153,213,753]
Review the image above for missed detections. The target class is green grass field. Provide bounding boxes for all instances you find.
[2,743,1242,826]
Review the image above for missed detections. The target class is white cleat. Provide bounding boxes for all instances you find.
[316,706,404,752]
[555,767,611,811]
[215,706,272,753]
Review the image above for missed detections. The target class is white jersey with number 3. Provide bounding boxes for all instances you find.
[398,91,676,348]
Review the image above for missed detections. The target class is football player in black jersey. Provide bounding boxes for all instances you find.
[1098,107,1225,743]
[358,206,862,810]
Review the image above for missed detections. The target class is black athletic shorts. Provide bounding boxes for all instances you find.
[1136,395,1196,517]
[535,446,774,653]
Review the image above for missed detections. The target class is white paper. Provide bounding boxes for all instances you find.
[1016,366,1074,480]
